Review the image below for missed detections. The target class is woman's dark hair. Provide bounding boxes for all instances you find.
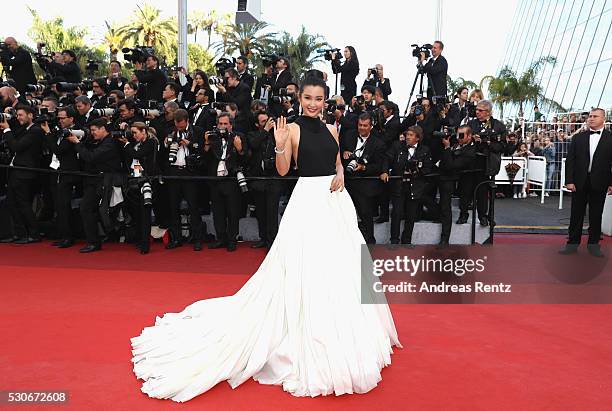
[125,81,139,92]
[299,74,327,93]
[194,70,211,90]
[346,46,359,72]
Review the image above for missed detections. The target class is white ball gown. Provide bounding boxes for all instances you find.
[131,115,402,401]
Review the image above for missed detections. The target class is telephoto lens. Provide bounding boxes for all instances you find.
[168,139,179,164]
[236,170,248,193]
[141,182,153,207]
[208,76,224,86]
[0,113,14,122]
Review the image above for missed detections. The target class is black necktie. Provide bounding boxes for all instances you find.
[590,130,601,135]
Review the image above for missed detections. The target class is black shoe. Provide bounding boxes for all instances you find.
[57,239,74,249]
[165,241,182,250]
[375,216,389,224]
[251,240,267,249]
[227,242,237,252]
[0,236,18,243]
[389,238,399,245]
[401,243,416,249]
[13,237,41,244]
[456,216,468,224]
[479,216,489,226]
[437,240,449,249]
[51,240,64,247]
[79,244,101,253]
[587,244,604,258]
[193,241,202,251]
[558,244,579,255]
[139,247,149,255]
[208,241,227,249]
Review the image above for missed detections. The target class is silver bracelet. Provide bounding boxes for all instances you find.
[274,146,286,154]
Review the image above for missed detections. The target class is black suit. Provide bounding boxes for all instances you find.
[421,55,448,98]
[105,76,129,93]
[46,128,81,241]
[332,58,359,104]
[438,143,477,243]
[2,125,43,238]
[269,70,293,116]
[383,142,433,243]
[0,48,36,94]
[238,71,255,92]
[342,131,385,243]
[216,82,253,115]
[48,61,82,83]
[204,132,247,246]
[253,73,274,102]
[565,129,612,245]
[134,68,167,102]
[190,103,216,131]
[363,77,392,99]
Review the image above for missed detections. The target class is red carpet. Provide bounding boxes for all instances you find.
[1,235,611,410]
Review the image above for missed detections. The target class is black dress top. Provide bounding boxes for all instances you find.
[295,115,339,177]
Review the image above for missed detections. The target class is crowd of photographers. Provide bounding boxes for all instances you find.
[0,36,515,252]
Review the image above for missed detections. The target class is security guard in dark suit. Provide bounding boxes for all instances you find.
[381,126,433,245]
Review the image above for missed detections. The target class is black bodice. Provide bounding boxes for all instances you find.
[295,116,339,177]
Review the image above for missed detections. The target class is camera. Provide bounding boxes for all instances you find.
[208,127,230,139]
[23,98,42,107]
[122,46,154,64]
[261,54,280,67]
[355,95,365,106]
[56,82,91,93]
[211,102,227,110]
[0,113,13,122]
[402,159,423,181]
[34,107,57,126]
[433,126,458,145]
[60,128,86,141]
[0,42,7,51]
[236,168,248,193]
[0,80,16,88]
[92,108,117,117]
[431,95,449,114]
[411,43,433,60]
[85,59,99,73]
[214,57,235,76]
[318,48,341,61]
[346,152,368,173]
[368,67,378,78]
[271,95,293,104]
[478,129,501,143]
[111,129,133,140]
[138,108,161,118]
[141,181,153,207]
[208,76,225,86]
[25,83,47,93]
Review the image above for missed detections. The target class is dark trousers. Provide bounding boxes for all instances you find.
[168,168,202,242]
[152,178,170,228]
[80,178,103,245]
[438,180,456,242]
[251,181,282,245]
[7,175,39,238]
[377,184,391,218]
[350,191,376,244]
[390,189,420,243]
[209,180,241,244]
[55,175,81,240]
[474,172,489,218]
[127,184,152,251]
[458,174,475,219]
[568,177,606,245]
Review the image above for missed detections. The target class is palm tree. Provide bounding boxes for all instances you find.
[213,13,234,56]
[446,76,478,97]
[483,56,564,118]
[214,22,276,58]
[202,10,219,49]
[103,21,122,61]
[116,4,177,62]
[187,11,206,43]
[273,27,329,81]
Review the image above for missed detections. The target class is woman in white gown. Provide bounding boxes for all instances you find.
[131,74,402,402]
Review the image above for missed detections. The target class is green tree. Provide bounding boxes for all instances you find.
[446,76,478,97]
[103,21,122,61]
[214,22,276,59]
[272,27,329,81]
[116,4,177,64]
[186,44,215,73]
[482,56,564,118]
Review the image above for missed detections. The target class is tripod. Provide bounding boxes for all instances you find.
[402,66,427,117]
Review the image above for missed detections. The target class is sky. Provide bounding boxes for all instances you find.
[4,0,519,109]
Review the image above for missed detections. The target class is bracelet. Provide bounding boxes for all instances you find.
[274,146,286,154]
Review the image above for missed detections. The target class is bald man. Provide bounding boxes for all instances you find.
[0,37,36,94]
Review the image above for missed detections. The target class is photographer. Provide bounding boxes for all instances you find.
[115,99,145,130]
[133,55,167,102]
[253,61,274,104]
[74,96,100,128]
[341,113,385,244]
[123,81,139,101]
[190,88,216,131]
[216,68,253,116]
[402,97,445,163]
[418,40,447,98]
[105,60,128,92]
[236,56,255,92]
[437,124,477,247]
[447,86,470,127]
[362,64,392,100]
[67,118,123,253]
[269,58,293,116]
[375,100,402,223]
[452,127,479,224]
[0,105,43,243]
[203,112,247,252]
[41,106,82,248]
[46,50,82,83]
[91,79,109,109]
[467,99,507,226]
[279,82,299,118]
[351,85,377,115]
[116,122,159,254]
[0,85,27,111]
[164,109,204,251]
[380,126,433,245]
[0,37,36,93]
[331,46,360,104]
[162,82,182,105]
[326,95,356,142]
[246,110,283,249]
